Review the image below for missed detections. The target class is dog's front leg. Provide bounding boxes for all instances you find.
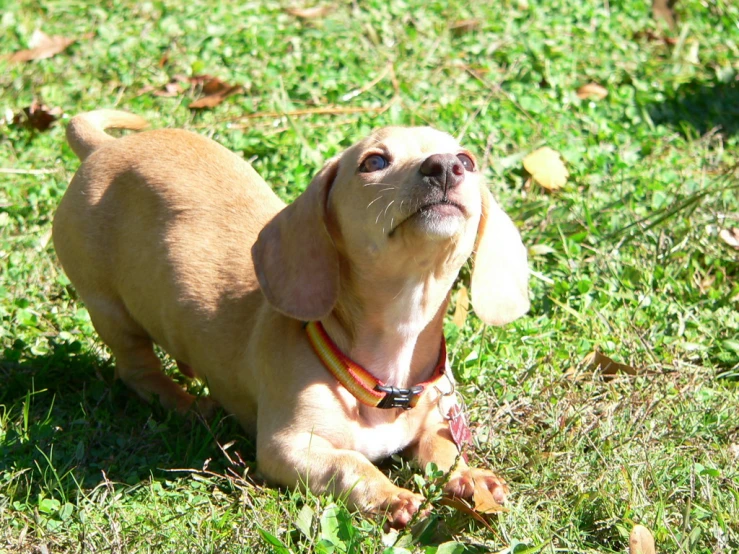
[257,433,427,528]
[410,417,509,504]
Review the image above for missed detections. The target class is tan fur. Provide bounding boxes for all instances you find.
[53,110,529,528]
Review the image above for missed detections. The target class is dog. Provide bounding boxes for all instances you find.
[53,110,530,528]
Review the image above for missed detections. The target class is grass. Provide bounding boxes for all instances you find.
[1,0,738,552]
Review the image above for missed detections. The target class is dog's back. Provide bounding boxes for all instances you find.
[54,111,283,415]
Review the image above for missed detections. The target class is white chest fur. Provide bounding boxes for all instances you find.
[349,407,420,462]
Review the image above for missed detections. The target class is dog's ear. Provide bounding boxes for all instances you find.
[252,158,340,320]
[470,186,530,326]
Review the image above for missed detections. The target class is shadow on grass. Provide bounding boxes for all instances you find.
[0,340,253,502]
[648,78,739,137]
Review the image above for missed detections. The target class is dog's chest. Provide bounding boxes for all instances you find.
[350,409,419,462]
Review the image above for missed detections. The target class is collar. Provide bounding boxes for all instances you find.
[305,320,447,410]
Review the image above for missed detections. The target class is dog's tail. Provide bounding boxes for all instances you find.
[66,110,149,161]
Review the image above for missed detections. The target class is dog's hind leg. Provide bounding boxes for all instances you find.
[83,295,198,413]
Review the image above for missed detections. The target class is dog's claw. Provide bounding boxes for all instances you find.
[382,489,428,530]
[445,468,509,504]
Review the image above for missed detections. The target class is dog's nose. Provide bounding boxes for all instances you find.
[420,154,465,192]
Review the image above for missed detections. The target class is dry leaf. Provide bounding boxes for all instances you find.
[189,78,243,110]
[473,485,506,514]
[523,147,569,191]
[730,444,739,460]
[8,29,77,63]
[577,83,608,100]
[12,101,63,131]
[450,19,481,35]
[439,497,497,532]
[285,6,331,19]
[629,524,656,554]
[452,286,469,328]
[201,77,230,95]
[583,350,638,379]
[719,228,739,250]
[634,29,678,46]
[153,81,183,97]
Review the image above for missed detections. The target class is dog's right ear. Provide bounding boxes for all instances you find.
[252,158,340,321]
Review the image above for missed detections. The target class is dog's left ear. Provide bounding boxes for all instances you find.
[252,158,340,321]
[470,186,530,326]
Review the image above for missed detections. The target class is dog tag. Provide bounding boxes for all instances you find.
[448,403,472,463]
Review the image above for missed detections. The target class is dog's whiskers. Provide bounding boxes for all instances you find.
[367,195,386,210]
[383,200,395,217]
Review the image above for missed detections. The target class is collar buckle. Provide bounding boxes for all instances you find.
[375,384,424,410]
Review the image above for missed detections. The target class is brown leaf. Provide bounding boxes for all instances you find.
[629,524,656,554]
[201,77,230,96]
[450,19,481,35]
[452,286,469,328]
[12,101,63,131]
[189,84,243,109]
[576,83,608,100]
[582,350,638,379]
[8,30,77,63]
[153,81,183,97]
[473,485,506,514]
[285,6,331,19]
[719,228,739,250]
[439,497,498,532]
[523,147,569,191]
[633,29,678,46]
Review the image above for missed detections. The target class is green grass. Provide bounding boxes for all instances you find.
[1,0,738,552]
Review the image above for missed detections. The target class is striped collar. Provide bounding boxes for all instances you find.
[305,320,447,410]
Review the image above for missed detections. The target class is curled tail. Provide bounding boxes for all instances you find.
[66,110,149,161]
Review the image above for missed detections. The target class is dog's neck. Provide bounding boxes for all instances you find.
[324,263,458,389]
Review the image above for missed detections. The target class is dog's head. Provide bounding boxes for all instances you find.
[252,127,529,326]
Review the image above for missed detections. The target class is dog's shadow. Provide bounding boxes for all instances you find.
[0,340,253,499]
[647,77,739,137]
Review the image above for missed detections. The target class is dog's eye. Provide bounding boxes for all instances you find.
[360,154,389,173]
[457,153,475,172]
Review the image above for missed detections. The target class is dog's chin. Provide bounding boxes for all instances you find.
[396,203,467,240]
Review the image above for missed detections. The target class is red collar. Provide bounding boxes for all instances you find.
[305,321,447,410]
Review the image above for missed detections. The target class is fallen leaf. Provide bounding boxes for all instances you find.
[188,77,243,109]
[652,0,677,30]
[452,286,469,328]
[629,524,656,554]
[582,350,638,379]
[633,29,678,46]
[473,485,506,514]
[285,6,331,19]
[8,29,77,63]
[439,497,497,532]
[11,101,63,131]
[576,83,608,100]
[719,228,739,250]
[201,77,230,96]
[523,147,569,191]
[153,81,183,97]
[730,444,739,460]
[450,19,481,35]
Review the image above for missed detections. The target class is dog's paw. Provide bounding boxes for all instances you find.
[381,489,428,530]
[444,468,509,504]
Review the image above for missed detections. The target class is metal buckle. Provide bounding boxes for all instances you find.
[375,384,424,410]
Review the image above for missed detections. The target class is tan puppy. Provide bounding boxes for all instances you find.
[53,110,529,528]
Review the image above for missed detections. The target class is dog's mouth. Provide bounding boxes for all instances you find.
[388,199,466,236]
